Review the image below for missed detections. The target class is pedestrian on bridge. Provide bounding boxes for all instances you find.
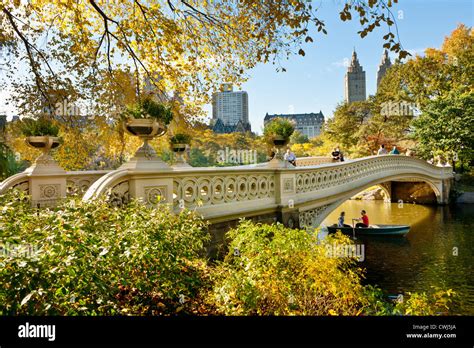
[284,148,296,166]
[389,145,400,155]
[377,144,388,155]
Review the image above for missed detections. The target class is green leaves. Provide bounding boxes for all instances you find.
[0,194,209,315]
[263,117,295,141]
[19,117,60,137]
[122,97,174,125]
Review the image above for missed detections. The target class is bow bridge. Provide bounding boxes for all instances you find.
[1,154,453,251]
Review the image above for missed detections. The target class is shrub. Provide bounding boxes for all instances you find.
[0,191,210,315]
[209,221,370,315]
[20,117,60,137]
[122,97,173,125]
[170,133,192,145]
[208,221,455,316]
[0,192,454,316]
[263,118,295,142]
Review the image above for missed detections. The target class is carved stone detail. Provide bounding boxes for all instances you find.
[40,184,60,199]
[283,178,294,193]
[107,181,130,207]
[145,186,167,204]
[173,174,275,209]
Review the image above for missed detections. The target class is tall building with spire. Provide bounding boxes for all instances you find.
[344,49,366,103]
[376,49,392,89]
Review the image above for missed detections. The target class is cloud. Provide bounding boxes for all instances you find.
[331,57,350,68]
[288,104,295,114]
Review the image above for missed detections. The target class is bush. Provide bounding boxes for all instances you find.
[122,97,173,125]
[170,133,192,145]
[20,117,60,137]
[208,221,455,316]
[0,193,454,316]
[0,192,211,315]
[263,118,295,142]
[209,221,371,315]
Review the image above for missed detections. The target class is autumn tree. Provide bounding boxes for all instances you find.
[1,0,409,118]
[412,91,474,167]
[377,24,474,107]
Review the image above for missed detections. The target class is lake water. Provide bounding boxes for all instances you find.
[322,200,474,315]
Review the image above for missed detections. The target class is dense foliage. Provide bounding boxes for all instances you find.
[0,192,210,315]
[122,98,173,125]
[19,117,60,137]
[0,143,26,180]
[210,221,370,315]
[0,193,455,316]
[412,91,474,165]
[170,133,192,145]
[263,118,295,141]
[1,1,408,120]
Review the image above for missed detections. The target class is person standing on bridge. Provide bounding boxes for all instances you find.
[377,144,388,155]
[389,145,400,155]
[331,147,342,162]
[355,210,369,228]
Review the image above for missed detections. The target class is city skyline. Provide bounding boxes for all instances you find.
[1,1,472,135]
[201,0,472,134]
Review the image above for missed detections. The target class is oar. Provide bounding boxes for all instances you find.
[351,218,357,240]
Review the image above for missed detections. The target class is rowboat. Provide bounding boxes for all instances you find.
[327,224,410,236]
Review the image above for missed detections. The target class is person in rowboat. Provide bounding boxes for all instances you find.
[355,210,369,228]
[337,212,351,228]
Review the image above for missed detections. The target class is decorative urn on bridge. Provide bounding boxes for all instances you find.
[169,133,192,168]
[120,97,173,170]
[264,117,295,168]
[19,116,67,207]
[21,117,64,174]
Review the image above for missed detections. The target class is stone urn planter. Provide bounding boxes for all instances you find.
[172,143,187,152]
[26,135,61,151]
[119,98,173,170]
[25,135,64,172]
[272,135,289,161]
[124,118,166,158]
[170,134,192,168]
[263,117,295,168]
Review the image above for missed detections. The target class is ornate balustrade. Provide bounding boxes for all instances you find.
[79,155,453,226]
[295,156,334,167]
[1,154,453,227]
[0,170,110,204]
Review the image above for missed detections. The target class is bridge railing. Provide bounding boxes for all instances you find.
[1,155,453,223]
[295,156,334,166]
[0,169,110,205]
[79,155,453,223]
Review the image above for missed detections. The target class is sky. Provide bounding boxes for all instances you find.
[204,0,473,134]
[1,0,473,133]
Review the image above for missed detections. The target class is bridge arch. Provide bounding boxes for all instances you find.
[297,173,445,229]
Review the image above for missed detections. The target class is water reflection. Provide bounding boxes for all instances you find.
[322,201,474,315]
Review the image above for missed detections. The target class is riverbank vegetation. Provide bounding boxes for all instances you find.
[0,193,455,316]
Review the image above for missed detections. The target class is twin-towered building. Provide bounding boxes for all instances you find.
[211,50,392,135]
[344,49,392,103]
